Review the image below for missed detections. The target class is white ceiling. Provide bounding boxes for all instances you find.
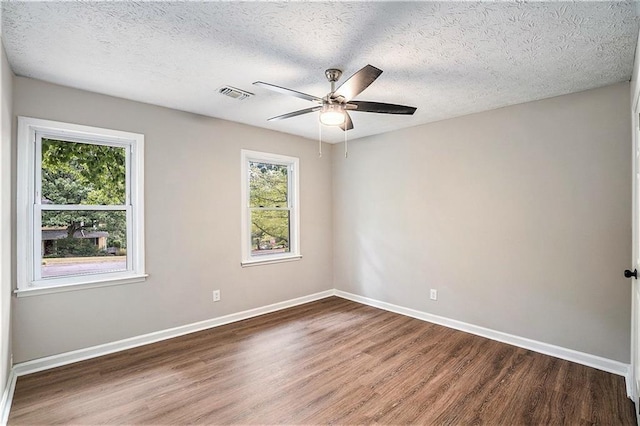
[2,1,639,143]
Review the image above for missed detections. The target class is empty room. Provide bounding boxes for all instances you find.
[1,1,640,424]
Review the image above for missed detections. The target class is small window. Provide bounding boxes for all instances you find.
[16,117,146,296]
[241,150,300,266]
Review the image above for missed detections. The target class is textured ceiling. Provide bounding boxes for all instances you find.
[2,1,639,143]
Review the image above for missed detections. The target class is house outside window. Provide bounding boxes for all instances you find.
[16,117,146,296]
[241,150,300,266]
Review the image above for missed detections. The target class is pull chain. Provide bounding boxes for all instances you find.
[344,128,348,158]
[318,121,322,158]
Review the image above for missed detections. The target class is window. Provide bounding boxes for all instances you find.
[16,117,145,296]
[241,150,300,266]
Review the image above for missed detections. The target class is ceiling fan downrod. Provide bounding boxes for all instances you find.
[325,68,342,94]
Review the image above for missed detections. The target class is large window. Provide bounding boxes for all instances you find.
[241,150,300,266]
[16,117,145,296]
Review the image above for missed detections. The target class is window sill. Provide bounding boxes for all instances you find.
[241,255,302,267]
[14,274,148,297]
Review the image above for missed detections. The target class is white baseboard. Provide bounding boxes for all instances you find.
[334,290,631,387]
[0,369,16,426]
[6,287,633,422]
[13,289,335,377]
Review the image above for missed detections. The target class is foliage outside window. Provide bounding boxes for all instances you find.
[17,117,146,295]
[41,139,127,276]
[241,150,300,265]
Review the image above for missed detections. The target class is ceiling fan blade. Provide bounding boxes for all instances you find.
[333,65,383,102]
[253,81,322,103]
[268,106,322,121]
[339,111,354,131]
[348,101,417,115]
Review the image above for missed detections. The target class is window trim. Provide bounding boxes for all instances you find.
[16,117,146,296]
[240,149,301,267]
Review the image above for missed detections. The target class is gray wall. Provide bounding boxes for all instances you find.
[12,77,334,362]
[333,83,632,363]
[0,42,13,398]
[9,78,633,365]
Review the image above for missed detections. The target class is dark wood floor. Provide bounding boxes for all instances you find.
[8,297,636,425]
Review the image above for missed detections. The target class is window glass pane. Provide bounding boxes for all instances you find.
[41,138,126,205]
[249,161,288,208]
[41,210,127,278]
[251,210,290,256]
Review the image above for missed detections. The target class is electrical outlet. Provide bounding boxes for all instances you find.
[430,289,437,301]
[213,290,221,302]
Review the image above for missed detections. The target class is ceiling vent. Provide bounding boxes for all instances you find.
[217,86,254,101]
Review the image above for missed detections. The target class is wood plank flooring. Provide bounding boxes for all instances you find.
[8,297,636,425]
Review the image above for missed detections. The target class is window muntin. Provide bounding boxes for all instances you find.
[241,150,300,265]
[17,117,145,295]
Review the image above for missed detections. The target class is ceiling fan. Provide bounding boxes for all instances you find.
[253,65,417,131]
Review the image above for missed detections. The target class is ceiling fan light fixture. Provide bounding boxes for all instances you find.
[319,104,346,126]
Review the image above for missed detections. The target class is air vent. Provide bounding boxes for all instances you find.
[217,86,254,101]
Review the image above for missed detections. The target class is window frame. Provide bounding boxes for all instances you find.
[16,117,146,297]
[240,149,301,266]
